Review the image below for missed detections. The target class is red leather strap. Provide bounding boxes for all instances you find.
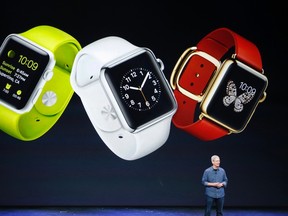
[198,28,262,71]
[172,27,262,141]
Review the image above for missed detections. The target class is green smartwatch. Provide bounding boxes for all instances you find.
[0,25,81,141]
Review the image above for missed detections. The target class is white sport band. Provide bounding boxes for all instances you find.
[70,36,174,160]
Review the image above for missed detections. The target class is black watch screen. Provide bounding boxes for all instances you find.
[202,60,268,132]
[0,35,50,110]
[104,49,177,130]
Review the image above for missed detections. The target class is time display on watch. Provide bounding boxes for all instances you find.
[202,60,268,132]
[104,50,177,130]
[0,35,50,110]
[18,54,39,71]
[120,67,161,111]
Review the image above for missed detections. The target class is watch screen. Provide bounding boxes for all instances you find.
[204,61,268,131]
[0,35,50,110]
[104,50,177,130]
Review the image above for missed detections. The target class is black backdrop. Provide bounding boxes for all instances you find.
[0,1,287,208]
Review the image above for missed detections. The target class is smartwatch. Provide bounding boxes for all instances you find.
[70,36,177,160]
[170,27,268,141]
[0,25,81,141]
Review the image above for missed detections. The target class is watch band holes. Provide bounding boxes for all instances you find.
[182,100,186,105]
[35,117,40,122]
[64,64,70,70]
[200,64,204,68]
[118,135,124,139]
[90,75,93,80]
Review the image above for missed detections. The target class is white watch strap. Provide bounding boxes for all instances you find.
[73,36,138,87]
[71,36,173,160]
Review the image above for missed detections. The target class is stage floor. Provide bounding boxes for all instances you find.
[0,207,287,216]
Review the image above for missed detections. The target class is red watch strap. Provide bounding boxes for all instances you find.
[198,28,262,71]
[172,27,262,141]
[172,54,229,141]
[172,89,228,141]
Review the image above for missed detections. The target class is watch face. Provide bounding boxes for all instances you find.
[104,49,177,130]
[120,67,161,112]
[0,35,51,111]
[202,60,268,132]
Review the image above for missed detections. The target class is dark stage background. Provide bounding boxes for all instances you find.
[0,1,287,208]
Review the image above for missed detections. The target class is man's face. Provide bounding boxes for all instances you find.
[212,157,220,168]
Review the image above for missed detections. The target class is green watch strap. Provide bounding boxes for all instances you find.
[0,25,81,141]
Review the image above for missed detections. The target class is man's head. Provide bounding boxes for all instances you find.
[211,155,220,168]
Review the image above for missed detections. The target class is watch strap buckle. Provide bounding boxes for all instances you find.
[170,47,220,102]
[170,47,197,90]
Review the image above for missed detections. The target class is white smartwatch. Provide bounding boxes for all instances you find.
[70,36,177,160]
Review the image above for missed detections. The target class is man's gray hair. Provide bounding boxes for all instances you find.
[211,155,220,163]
